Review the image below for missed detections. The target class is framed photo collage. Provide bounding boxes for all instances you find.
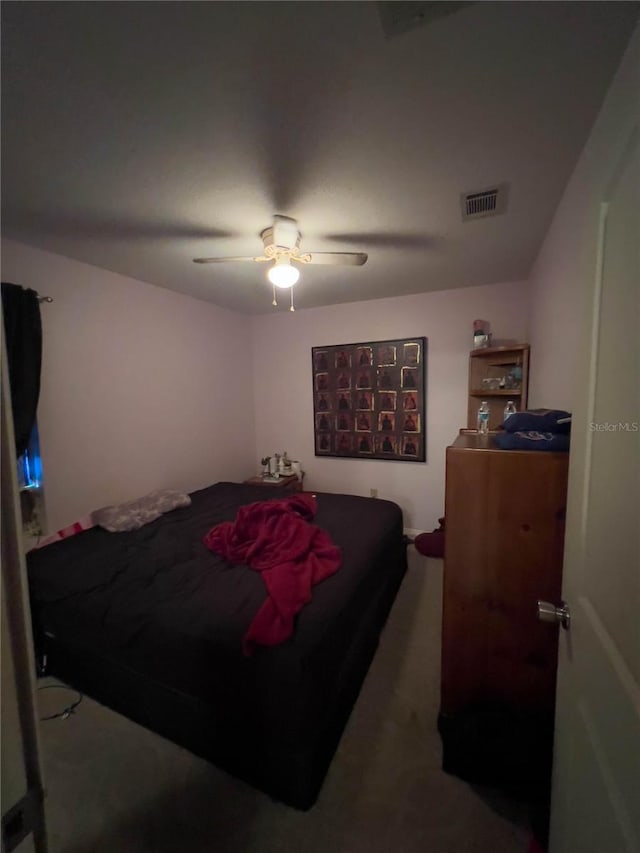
[312,337,427,462]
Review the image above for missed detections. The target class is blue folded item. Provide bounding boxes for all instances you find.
[495,431,570,452]
[503,408,571,433]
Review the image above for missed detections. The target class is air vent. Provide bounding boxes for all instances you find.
[461,184,509,221]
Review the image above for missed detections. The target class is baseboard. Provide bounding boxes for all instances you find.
[403,527,422,539]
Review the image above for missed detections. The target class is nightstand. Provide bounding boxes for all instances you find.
[244,474,304,492]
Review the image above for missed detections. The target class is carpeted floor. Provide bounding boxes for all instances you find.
[36,548,531,853]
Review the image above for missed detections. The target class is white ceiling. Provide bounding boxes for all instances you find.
[2,1,637,314]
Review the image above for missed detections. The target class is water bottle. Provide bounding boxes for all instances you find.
[503,400,517,423]
[477,401,490,434]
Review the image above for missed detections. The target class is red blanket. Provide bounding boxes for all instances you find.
[203,493,341,654]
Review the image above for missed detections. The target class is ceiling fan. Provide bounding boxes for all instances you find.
[193,215,368,311]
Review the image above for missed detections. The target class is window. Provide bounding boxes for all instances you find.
[17,421,42,490]
[18,422,45,540]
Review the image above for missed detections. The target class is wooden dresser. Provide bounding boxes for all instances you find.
[440,432,569,721]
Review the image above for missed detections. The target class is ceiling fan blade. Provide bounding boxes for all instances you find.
[193,256,260,264]
[302,252,368,266]
[325,232,437,250]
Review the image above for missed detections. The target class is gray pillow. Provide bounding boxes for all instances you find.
[92,489,191,533]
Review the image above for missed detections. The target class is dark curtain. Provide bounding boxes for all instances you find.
[1,282,42,458]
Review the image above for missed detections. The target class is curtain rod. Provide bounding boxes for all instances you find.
[1,284,53,302]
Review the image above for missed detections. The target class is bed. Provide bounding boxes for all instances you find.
[26,481,407,809]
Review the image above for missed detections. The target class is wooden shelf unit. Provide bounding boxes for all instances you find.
[467,344,530,430]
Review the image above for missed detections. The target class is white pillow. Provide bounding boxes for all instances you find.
[91,489,191,533]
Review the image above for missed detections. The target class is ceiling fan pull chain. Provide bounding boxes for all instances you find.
[272,284,278,307]
[290,289,295,312]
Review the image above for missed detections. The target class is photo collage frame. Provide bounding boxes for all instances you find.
[312,337,427,462]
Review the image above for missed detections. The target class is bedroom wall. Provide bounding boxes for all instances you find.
[250,280,529,532]
[527,25,639,410]
[1,238,256,532]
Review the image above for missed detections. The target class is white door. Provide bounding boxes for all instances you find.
[1,312,48,851]
[548,126,639,852]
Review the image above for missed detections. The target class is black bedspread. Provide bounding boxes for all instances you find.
[27,482,407,807]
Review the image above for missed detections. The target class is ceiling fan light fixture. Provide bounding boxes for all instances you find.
[267,256,300,288]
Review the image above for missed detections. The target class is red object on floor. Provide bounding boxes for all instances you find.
[204,493,341,655]
[414,516,445,558]
[527,836,545,853]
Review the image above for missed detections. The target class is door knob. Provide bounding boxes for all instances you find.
[537,600,571,630]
